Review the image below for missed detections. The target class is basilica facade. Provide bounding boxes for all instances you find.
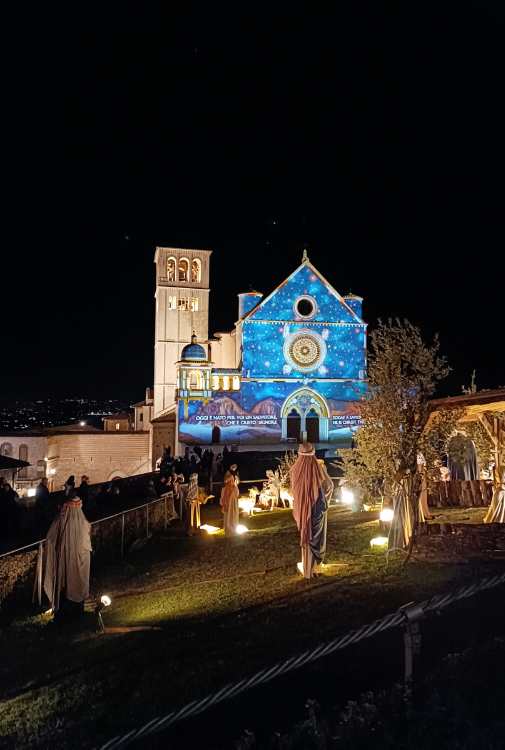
[153,248,367,453]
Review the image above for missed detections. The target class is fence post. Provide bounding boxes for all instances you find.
[32,541,43,606]
[400,602,424,699]
[121,513,125,559]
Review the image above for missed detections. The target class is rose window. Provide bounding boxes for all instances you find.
[284,331,326,372]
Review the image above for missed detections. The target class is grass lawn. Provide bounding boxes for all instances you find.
[0,504,502,749]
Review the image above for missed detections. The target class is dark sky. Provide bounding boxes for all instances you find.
[2,7,504,401]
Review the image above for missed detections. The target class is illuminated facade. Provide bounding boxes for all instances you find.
[155,248,367,450]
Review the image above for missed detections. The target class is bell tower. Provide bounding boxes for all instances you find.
[153,247,211,417]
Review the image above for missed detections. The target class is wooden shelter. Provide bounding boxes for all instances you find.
[430,388,505,522]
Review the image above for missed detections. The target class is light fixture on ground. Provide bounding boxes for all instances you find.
[379,507,394,523]
[79,421,86,427]
[297,561,304,576]
[200,524,220,534]
[95,594,112,632]
[236,524,248,535]
[340,488,354,505]
[370,536,389,549]
[27,488,36,497]
[238,497,255,516]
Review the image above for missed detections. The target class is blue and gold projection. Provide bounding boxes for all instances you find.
[176,253,367,448]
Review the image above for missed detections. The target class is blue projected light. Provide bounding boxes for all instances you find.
[177,259,367,446]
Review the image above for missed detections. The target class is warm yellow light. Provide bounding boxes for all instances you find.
[236,524,248,535]
[100,595,112,607]
[296,561,304,575]
[379,507,394,523]
[370,536,389,548]
[341,488,354,505]
[79,421,86,427]
[49,468,56,476]
[222,376,230,390]
[238,497,255,515]
[280,489,293,507]
[27,488,36,497]
[232,376,240,390]
[201,524,220,534]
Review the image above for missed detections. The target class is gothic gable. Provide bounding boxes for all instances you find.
[245,261,362,324]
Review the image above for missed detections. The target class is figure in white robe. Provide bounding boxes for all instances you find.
[220,464,239,536]
[43,493,91,617]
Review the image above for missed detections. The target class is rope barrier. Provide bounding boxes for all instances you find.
[100,569,505,749]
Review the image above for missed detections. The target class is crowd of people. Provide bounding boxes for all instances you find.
[158,444,236,484]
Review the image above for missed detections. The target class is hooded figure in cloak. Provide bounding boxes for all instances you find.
[290,443,334,579]
[43,490,92,620]
[220,463,239,536]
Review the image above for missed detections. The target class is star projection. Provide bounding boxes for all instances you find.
[177,258,367,447]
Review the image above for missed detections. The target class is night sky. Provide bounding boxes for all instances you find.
[2,7,504,401]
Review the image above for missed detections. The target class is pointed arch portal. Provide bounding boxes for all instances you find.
[281,388,329,442]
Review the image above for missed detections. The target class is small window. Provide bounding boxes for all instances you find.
[232,376,240,390]
[18,444,29,477]
[191,258,202,283]
[179,258,189,282]
[139,413,143,422]
[212,375,220,390]
[115,423,120,431]
[295,297,315,318]
[37,459,46,475]
[178,298,190,311]
[189,370,202,389]
[167,257,176,282]
[222,376,230,390]
[191,298,199,311]
[0,442,13,457]
[168,295,177,310]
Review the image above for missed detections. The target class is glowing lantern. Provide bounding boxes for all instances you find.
[100,595,112,607]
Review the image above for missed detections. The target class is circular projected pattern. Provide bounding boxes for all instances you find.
[284,332,326,372]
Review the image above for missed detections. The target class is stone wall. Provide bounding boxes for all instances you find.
[46,432,151,490]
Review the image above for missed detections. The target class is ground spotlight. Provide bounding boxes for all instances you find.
[379,507,394,523]
[340,488,354,505]
[236,524,248,535]
[370,536,389,549]
[201,524,220,534]
[95,594,112,632]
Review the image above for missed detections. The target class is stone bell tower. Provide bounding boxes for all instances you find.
[153,247,211,417]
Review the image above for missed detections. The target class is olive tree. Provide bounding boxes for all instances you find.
[340,319,461,555]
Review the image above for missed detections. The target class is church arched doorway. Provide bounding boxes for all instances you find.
[306,408,319,443]
[281,389,329,443]
[286,409,302,441]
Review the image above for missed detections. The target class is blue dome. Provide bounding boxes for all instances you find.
[181,341,207,361]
